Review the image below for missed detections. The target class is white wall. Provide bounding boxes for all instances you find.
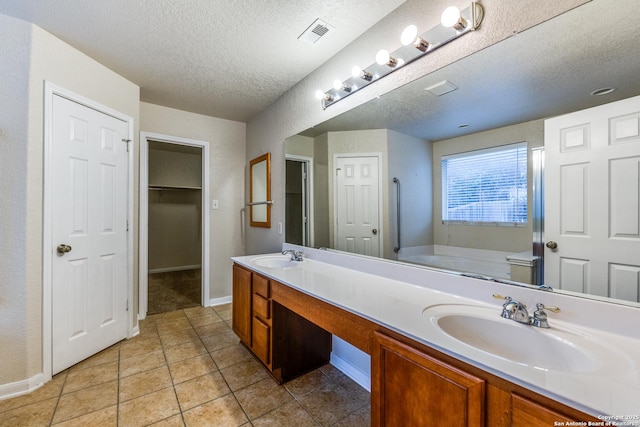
[0,13,34,388]
[140,102,246,300]
[284,134,313,158]
[387,130,433,258]
[0,14,140,388]
[313,133,330,248]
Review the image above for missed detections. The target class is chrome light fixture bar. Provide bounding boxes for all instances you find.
[316,2,484,109]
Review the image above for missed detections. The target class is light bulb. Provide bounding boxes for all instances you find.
[441,6,467,31]
[333,80,351,93]
[376,50,399,68]
[315,90,325,100]
[376,49,390,65]
[401,25,418,46]
[376,49,398,68]
[352,66,373,82]
[401,25,429,52]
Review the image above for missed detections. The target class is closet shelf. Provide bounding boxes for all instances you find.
[149,185,202,191]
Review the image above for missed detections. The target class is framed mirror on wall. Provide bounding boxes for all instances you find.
[249,152,272,228]
[283,0,640,307]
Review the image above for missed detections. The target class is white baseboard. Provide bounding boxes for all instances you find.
[148,265,201,274]
[129,324,140,339]
[330,352,371,392]
[0,373,45,401]
[208,295,232,307]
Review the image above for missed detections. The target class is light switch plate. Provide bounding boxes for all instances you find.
[212,200,219,210]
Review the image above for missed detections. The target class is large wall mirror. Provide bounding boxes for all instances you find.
[284,1,640,307]
[250,152,271,228]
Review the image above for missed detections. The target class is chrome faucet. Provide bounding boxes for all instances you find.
[493,294,560,328]
[499,296,531,324]
[282,249,303,261]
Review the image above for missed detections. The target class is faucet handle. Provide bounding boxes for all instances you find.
[492,293,511,302]
[537,303,560,313]
[531,303,560,328]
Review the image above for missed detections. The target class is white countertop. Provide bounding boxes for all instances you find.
[232,247,640,422]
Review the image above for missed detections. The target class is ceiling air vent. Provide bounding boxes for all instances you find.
[298,19,334,45]
[425,80,458,96]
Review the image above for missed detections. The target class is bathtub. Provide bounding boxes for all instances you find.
[398,245,512,280]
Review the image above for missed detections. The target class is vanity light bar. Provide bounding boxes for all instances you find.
[316,2,484,110]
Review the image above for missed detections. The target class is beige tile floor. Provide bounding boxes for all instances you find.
[0,304,370,427]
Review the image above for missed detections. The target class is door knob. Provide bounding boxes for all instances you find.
[57,244,72,254]
[372,229,378,235]
[545,241,558,250]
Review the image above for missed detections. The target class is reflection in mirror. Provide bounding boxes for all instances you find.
[284,1,640,306]
[249,153,271,228]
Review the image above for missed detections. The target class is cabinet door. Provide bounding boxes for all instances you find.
[372,331,485,427]
[232,264,252,345]
[252,317,271,365]
[511,394,594,426]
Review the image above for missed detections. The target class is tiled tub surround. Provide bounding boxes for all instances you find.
[0,304,370,426]
[233,244,640,421]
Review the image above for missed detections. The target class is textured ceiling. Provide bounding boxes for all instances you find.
[0,0,405,122]
[302,0,640,141]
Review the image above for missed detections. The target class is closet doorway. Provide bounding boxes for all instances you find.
[139,132,210,318]
[285,156,314,247]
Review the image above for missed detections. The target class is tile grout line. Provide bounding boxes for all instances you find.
[185,306,247,423]
[116,340,121,427]
[156,311,187,426]
[47,369,68,427]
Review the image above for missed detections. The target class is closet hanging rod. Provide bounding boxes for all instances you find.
[149,185,201,191]
[246,200,274,206]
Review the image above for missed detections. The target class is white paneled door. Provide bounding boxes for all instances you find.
[51,94,129,374]
[545,95,640,302]
[335,155,381,257]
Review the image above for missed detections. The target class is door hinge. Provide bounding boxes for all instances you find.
[122,138,131,152]
[126,299,129,311]
[126,220,129,232]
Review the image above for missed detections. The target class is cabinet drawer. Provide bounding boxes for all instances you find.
[252,317,270,365]
[253,293,271,320]
[253,274,270,298]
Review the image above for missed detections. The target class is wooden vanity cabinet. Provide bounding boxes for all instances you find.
[234,263,601,425]
[372,330,599,427]
[231,265,273,368]
[372,331,485,426]
[232,263,331,383]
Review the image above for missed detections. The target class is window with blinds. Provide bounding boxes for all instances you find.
[442,142,528,225]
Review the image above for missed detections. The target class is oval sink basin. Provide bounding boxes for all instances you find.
[423,304,623,374]
[252,255,301,269]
